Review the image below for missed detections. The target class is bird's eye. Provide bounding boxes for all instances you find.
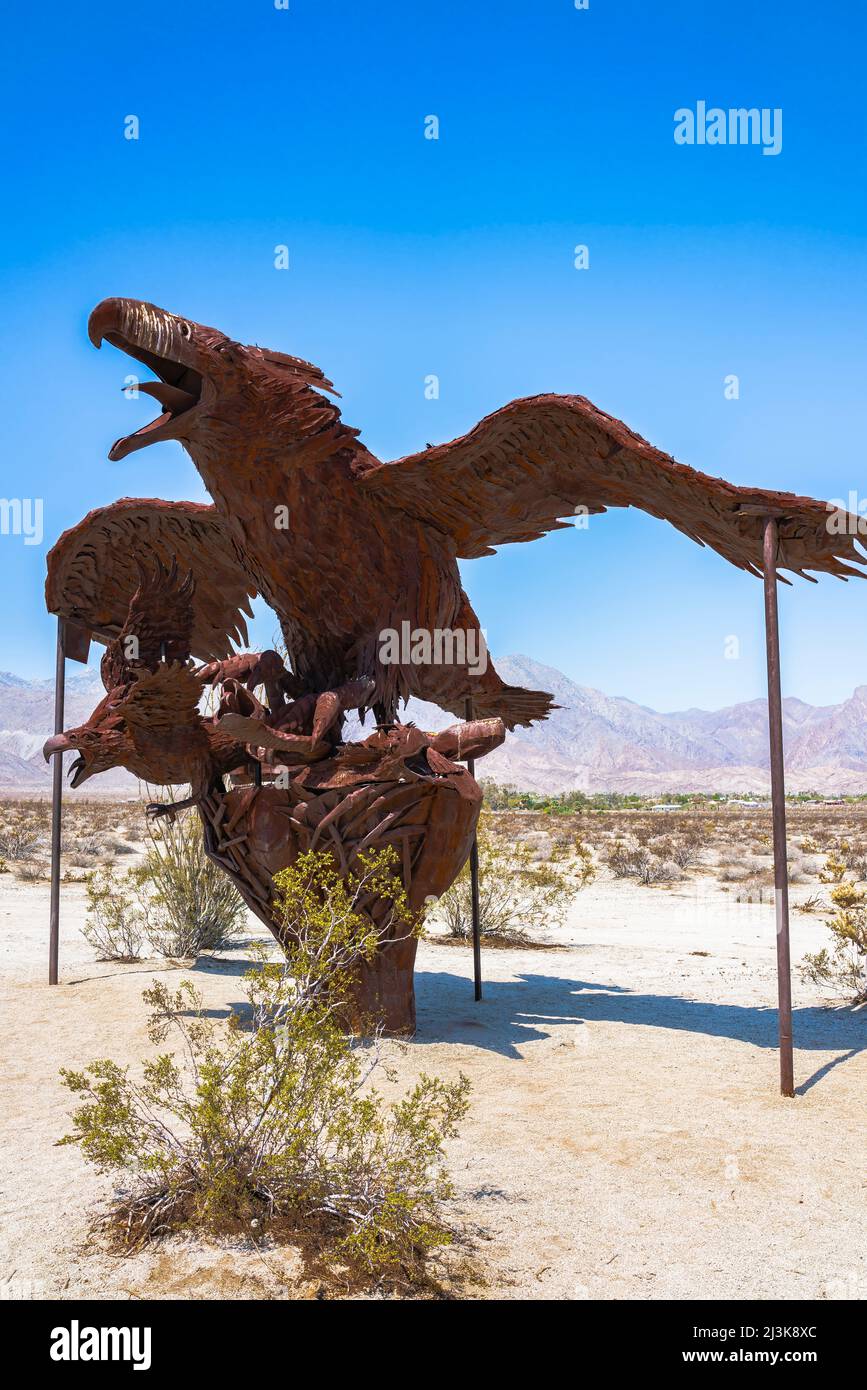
[178,321,192,339]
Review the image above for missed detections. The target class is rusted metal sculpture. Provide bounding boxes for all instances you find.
[44,557,502,1032]
[44,297,866,1041]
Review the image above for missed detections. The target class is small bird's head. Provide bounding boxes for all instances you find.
[43,694,133,788]
[88,297,342,464]
[43,663,208,790]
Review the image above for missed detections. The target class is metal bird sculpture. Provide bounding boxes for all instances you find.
[61,297,865,730]
[41,297,867,1030]
[43,558,251,811]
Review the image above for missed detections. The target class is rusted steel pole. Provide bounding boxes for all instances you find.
[464,696,483,1001]
[48,619,66,986]
[762,517,794,1097]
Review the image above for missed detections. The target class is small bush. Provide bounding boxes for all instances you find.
[605,841,676,886]
[143,803,247,958]
[0,824,38,860]
[843,841,867,882]
[719,864,750,883]
[435,815,593,944]
[605,840,645,878]
[638,855,678,886]
[669,823,710,869]
[68,851,103,869]
[819,852,847,884]
[60,848,470,1288]
[795,891,825,915]
[801,881,867,1002]
[82,867,150,962]
[14,860,48,882]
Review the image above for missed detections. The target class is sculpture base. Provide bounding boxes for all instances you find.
[197,734,482,1034]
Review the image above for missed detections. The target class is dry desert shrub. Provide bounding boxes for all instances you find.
[14,860,48,882]
[719,864,750,882]
[604,840,680,886]
[638,854,680,886]
[79,799,246,961]
[142,806,247,958]
[60,848,470,1290]
[801,880,867,1002]
[796,891,825,915]
[434,814,594,946]
[0,822,39,860]
[605,840,643,879]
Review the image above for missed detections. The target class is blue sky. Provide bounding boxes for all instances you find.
[2,0,866,710]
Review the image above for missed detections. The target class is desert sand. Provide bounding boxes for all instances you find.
[1,849,865,1302]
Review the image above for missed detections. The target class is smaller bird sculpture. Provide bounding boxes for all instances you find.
[43,558,255,814]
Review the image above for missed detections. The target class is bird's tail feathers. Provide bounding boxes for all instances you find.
[466,682,556,731]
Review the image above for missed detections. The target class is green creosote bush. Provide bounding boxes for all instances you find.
[801,879,867,1003]
[60,846,471,1285]
[82,866,152,962]
[80,795,247,962]
[142,801,247,958]
[434,814,595,945]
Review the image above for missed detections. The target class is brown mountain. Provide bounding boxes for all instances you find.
[395,656,867,794]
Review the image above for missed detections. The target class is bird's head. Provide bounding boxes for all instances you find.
[44,663,208,789]
[43,693,134,788]
[88,297,342,464]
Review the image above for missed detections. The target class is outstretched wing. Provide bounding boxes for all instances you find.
[46,499,257,661]
[358,394,865,581]
[120,663,204,731]
[100,556,197,691]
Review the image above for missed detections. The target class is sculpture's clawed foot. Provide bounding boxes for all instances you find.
[311,677,376,741]
[214,713,332,764]
[196,649,302,712]
[146,794,199,822]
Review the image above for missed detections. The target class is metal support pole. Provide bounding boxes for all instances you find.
[464,696,482,1001]
[762,517,794,1097]
[48,619,66,986]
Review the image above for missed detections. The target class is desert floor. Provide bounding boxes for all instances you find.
[2,831,865,1302]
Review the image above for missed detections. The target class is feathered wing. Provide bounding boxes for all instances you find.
[119,663,204,732]
[46,498,257,663]
[100,555,197,692]
[357,393,866,580]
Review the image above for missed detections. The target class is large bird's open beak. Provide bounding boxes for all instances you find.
[88,298,205,461]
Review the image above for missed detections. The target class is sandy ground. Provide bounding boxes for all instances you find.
[1,867,865,1302]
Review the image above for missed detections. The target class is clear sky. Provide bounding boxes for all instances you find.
[1,0,865,710]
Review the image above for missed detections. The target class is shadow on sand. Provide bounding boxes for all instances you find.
[412,968,866,1092]
[144,955,863,1095]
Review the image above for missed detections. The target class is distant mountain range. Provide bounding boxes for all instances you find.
[0,670,135,792]
[4,658,867,795]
